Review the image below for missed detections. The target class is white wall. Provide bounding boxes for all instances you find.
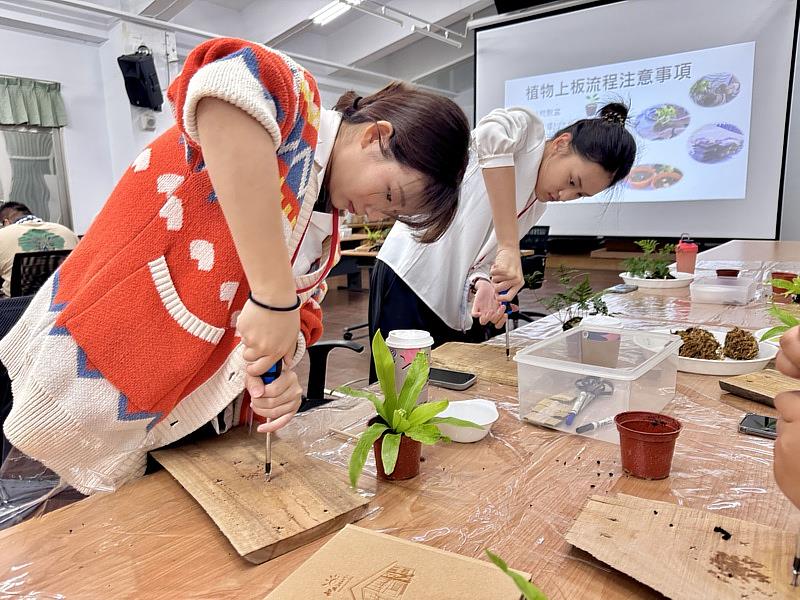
[0,26,115,233]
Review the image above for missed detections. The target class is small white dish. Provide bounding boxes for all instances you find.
[619,271,694,289]
[436,399,499,443]
[649,328,778,376]
[754,327,782,348]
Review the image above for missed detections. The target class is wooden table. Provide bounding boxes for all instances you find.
[1,248,797,599]
[699,240,800,264]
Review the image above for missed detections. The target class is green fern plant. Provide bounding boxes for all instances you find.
[534,265,609,329]
[623,240,676,280]
[342,331,480,488]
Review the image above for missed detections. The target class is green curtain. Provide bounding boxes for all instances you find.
[0,76,67,127]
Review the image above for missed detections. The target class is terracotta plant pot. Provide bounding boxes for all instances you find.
[771,271,797,303]
[615,412,682,480]
[715,269,739,277]
[369,418,421,481]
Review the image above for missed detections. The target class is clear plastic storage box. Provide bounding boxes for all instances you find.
[514,325,680,444]
[690,276,757,305]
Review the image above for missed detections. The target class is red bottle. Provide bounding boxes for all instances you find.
[676,234,698,274]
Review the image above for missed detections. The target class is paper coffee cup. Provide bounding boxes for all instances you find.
[386,330,434,404]
[580,316,623,368]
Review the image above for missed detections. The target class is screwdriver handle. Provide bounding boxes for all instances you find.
[260,361,283,385]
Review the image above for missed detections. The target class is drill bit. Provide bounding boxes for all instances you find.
[265,424,272,481]
[259,362,282,482]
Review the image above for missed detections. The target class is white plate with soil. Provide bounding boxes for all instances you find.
[619,271,694,289]
[646,327,777,376]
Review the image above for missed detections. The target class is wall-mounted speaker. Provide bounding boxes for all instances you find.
[117,45,163,112]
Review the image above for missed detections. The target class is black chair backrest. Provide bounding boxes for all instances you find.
[520,225,549,290]
[10,249,71,297]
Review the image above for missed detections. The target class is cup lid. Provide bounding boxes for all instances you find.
[386,329,434,349]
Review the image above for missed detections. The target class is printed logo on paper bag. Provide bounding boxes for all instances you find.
[323,562,415,599]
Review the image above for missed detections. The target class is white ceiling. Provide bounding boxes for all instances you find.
[165,0,496,109]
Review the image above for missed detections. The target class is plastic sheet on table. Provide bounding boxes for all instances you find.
[288,381,796,586]
[0,446,84,531]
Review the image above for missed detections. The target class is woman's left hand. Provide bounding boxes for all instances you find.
[246,369,303,433]
[491,246,524,301]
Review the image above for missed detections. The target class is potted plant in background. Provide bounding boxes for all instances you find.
[343,332,480,488]
[357,226,389,252]
[622,240,676,280]
[533,265,610,330]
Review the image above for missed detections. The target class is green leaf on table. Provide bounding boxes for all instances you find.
[372,331,398,418]
[771,278,795,291]
[406,400,449,428]
[349,423,388,488]
[398,352,430,414]
[485,549,548,600]
[380,432,402,475]
[429,416,484,429]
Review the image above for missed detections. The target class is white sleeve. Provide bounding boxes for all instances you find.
[473,107,539,169]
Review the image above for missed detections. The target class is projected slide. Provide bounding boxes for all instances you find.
[505,42,755,203]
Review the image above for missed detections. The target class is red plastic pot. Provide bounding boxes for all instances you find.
[615,412,682,480]
[370,417,421,481]
[715,269,739,277]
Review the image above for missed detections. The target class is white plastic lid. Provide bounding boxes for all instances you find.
[581,315,624,329]
[386,329,435,349]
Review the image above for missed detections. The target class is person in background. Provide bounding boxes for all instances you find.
[771,326,800,507]
[0,201,79,297]
[370,103,636,379]
[0,37,470,495]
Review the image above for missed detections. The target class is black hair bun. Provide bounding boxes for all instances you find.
[598,102,629,126]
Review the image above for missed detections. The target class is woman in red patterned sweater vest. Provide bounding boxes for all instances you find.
[0,38,470,494]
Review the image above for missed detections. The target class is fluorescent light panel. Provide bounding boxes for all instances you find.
[310,0,362,26]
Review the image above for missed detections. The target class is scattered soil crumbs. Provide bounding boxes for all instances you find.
[714,526,732,540]
[709,551,770,585]
[723,327,759,360]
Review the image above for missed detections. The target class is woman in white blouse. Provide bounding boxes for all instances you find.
[370,103,636,359]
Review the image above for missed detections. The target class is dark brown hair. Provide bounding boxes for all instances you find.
[334,82,470,243]
[554,102,636,186]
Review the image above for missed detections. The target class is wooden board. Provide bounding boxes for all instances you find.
[267,525,528,599]
[152,426,370,564]
[566,493,797,599]
[431,342,519,386]
[719,369,800,408]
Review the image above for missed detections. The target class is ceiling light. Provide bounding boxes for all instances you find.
[310,0,362,26]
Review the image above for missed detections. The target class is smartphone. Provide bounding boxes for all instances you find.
[738,413,778,440]
[429,367,477,391]
[606,284,638,294]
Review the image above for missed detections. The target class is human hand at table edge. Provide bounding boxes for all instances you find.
[247,369,303,433]
[776,325,800,379]
[773,390,800,509]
